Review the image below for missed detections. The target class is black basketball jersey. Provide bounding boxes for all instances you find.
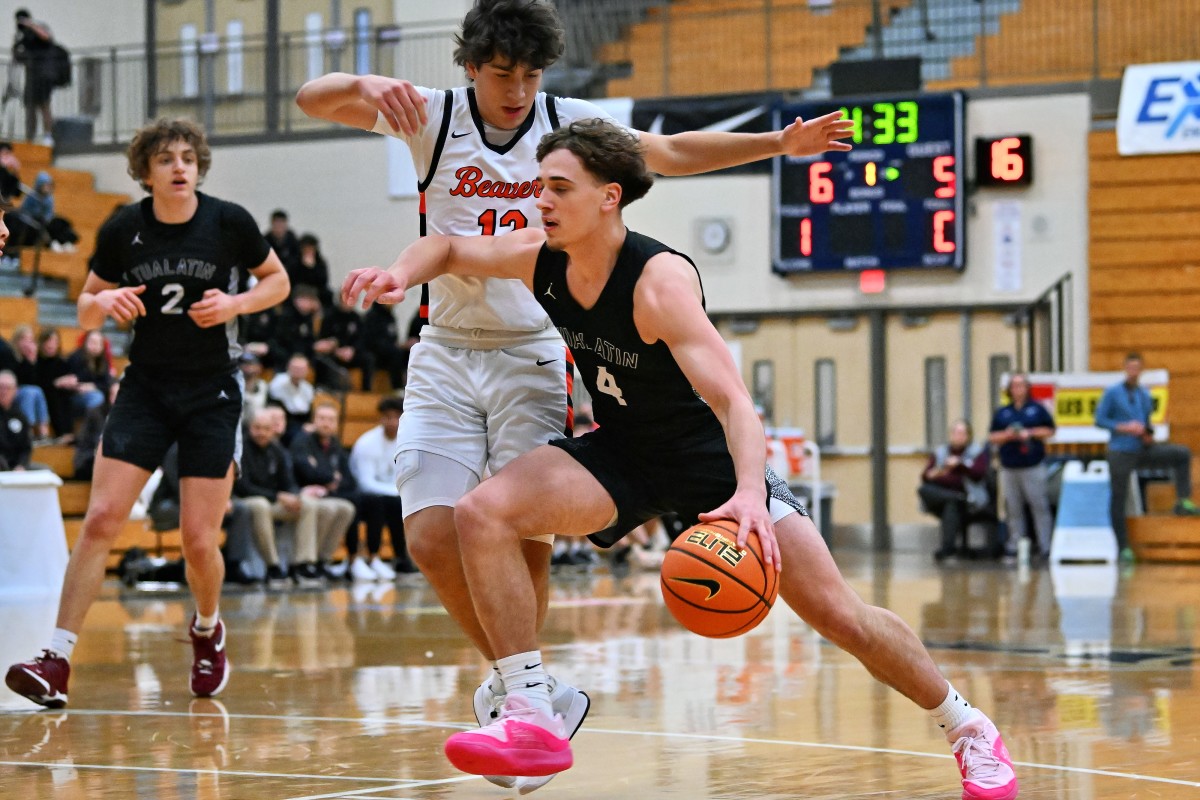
[533,230,722,446]
[90,193,271,377]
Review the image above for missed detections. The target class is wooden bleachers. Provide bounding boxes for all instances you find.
[1088,129,1200,454]
[1128,517,1200,563]
[930,0,1200,89]
[600,0,879,97]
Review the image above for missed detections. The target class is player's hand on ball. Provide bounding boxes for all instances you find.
[343,267,406,308]
[97,285,146,323]
[699,491,781,571]
[780,110,854,157]
[188,289,239,328]
[357,75,427,136]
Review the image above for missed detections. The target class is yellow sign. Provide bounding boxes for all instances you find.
[1050,386,1168,427]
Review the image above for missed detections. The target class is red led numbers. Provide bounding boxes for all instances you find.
[933,155,956,198]
[809,162,834,204]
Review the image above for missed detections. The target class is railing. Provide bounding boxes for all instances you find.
[1016,272,1073,373]
[0,20,461,146]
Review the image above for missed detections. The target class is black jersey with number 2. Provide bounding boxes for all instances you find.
[89,192,270,377]
[533,229,721,447]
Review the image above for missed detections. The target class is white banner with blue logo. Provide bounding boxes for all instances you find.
[1117,61,1200,155]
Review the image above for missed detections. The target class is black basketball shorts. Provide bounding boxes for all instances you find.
[102,365,243,479]
[549,425,807,549]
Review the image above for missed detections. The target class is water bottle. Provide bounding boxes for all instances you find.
[1017,537,1031,566]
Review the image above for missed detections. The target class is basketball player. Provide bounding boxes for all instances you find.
[343,119,1019,800]
[297,2,849,789]
[5,119,291,707]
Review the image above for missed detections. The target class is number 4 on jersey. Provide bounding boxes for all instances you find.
[595,366,627,406]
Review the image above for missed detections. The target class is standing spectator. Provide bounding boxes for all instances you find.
[234,408,323,587]
[1095,352,1200,563]
[988,373,1056,561]
[919,419,991,562]
[73,377,119,480]
[11,9,59,145]
[289,402,358,577]
[294,233,333,308]
[267,353,314,444]
[4,326,50,440]
[263,210,300,278]
[0,369,32,470]
[349,396,415,578]
[64,330,112,421]
[20,171,77,251]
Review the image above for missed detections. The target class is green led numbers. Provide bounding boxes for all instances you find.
[896,101,918,144]
[872,102,895,145]
[840,105,864,144]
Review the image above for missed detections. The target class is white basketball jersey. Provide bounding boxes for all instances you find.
[375,86,617,347]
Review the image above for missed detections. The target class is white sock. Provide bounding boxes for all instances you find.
[48,628,77,661]
[486,664,505,695]
[497,650,553,716]
[930,682,974,732]
[194,610,220,634]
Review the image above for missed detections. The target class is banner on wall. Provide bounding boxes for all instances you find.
[1010,371,1169,444]
[1116,61,1200,155]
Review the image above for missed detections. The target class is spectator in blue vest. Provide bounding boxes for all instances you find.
[1095,352,1200,563]
[988,373,1056,561]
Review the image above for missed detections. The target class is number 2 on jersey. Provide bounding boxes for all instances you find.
[477,209,528,236]
[595,366,627,406]
[161,282,186,314]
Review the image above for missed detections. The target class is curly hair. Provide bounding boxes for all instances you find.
[454,0,565,70]
[536,119,654,208]
[126,118,212,193]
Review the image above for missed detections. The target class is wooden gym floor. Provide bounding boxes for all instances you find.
[2,553,1199,799]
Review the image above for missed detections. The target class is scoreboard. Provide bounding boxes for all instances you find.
[773,92,965,274]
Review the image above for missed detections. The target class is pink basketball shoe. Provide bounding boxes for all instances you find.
[446,693,572,777]
[948,710,1019,800]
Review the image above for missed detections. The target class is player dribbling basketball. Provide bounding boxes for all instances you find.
[344,119,1018,800]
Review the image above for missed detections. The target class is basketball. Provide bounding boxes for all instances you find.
[659,520,779,638]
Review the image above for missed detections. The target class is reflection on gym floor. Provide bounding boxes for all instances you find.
[2,553,1199,799]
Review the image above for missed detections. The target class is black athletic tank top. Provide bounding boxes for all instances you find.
[532,230,722,445]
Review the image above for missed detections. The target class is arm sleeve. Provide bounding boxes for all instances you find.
[290,435,331,486]
[966,449,990,481]
[350,435,394,495]
[988,410,1006,433]
[235,467,278,502]
[921,453,938,482]
[1035,404,1056,430]
[223,202,272,269]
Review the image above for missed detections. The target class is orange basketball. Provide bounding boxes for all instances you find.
[659,520,779,639]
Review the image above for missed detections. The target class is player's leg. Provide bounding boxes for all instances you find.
[179,467,235,623]
[773,511,1017,799]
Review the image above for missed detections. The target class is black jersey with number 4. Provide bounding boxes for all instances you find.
[90,193,271,377]
[533,230,722,446]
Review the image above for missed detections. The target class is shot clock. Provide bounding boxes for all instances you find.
[975,135,1033,187]
[773,92,965,273]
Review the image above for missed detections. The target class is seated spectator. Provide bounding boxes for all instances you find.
[234,408,323,587]
[4,325,50,440]
[34,327,76,439]
[289,402,358,578]
[988,373,1056,561]
[65,330,112,422]
[0,142,34,255]
[239,352,268,422]
[919,419,991,562]
[73,377,119,480]
[20,171,77,251]
[263,209,300,279]
[146,443,259,585]
[241,305,278,370]
[269,285,321,372]
[268,354,314,444]
[319,298,370,391]
[0,369,33,470]
[0,141,20,203]
[348,396,414,579]
[361,304,412,391]
[294,233,333,308]
[1096,352,1200,563]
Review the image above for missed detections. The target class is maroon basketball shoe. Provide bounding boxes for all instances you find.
[6,650,71,708]
[189,618,230,698]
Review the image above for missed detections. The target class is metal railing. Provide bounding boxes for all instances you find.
[1016,272,1073,373]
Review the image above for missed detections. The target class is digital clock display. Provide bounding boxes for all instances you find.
[773,92,965,273]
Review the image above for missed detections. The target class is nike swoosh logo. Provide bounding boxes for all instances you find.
[647,105,767,136]
[524,662,542,670]
[451,130,470,138]
[670,576,721,600]
[536,359,557,366]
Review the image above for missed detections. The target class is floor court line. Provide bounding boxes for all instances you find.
[282,776,478,800]
[6,709,1199,791]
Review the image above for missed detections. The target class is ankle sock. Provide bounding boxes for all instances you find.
[497,650,553,716]
[930,682,974,732]
[48,628,77,661]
